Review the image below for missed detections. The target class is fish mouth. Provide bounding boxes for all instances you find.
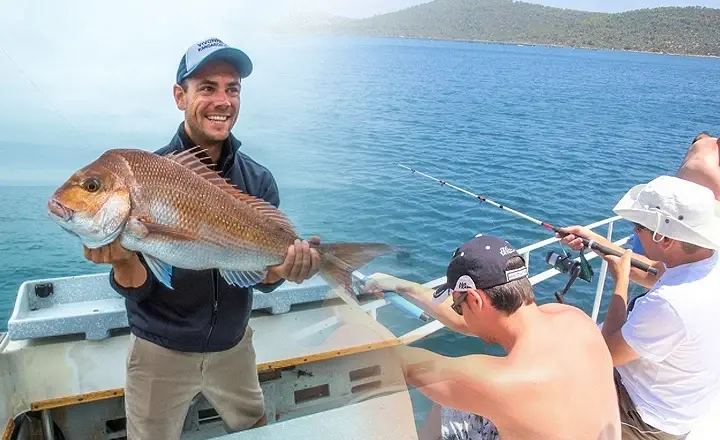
[47,198,74,221]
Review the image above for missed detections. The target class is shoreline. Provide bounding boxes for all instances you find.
[430,36,720,59]
[289,30,720,60]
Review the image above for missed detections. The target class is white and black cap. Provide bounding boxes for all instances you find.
[432,235,529,304]
[176,37,253,84]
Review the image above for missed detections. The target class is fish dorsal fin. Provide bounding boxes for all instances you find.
[166,147,297,235]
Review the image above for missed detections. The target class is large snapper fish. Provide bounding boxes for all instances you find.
[47,147,393,297]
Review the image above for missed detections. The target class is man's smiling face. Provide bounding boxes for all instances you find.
[174,60,241,145]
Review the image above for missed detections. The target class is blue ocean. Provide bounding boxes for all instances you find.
[1,35,718,424]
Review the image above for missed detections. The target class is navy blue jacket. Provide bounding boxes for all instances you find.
[109,123,285,352]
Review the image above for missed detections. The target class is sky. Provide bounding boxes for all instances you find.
[0,0,718,184]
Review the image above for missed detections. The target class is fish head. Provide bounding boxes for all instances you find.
[48,152,132,249]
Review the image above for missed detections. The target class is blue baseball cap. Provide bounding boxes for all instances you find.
[176,37,253,84]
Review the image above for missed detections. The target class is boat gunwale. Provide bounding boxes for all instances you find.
[7,335,404,417]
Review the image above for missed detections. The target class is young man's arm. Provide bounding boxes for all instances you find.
[364,274,472,335]
[392,345,500,417]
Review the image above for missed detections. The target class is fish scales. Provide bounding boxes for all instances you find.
[120,149,294,264]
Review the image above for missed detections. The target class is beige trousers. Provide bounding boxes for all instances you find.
[614,370,688,440]
[124,327,265,440]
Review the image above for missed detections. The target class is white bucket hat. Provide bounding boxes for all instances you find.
[613,175,720,250]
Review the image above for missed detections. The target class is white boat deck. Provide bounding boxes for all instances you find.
[222,391,418,440]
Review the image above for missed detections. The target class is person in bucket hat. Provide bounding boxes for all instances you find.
[364,235,620,440]
[629,132,718,258]
[560,175,720,439]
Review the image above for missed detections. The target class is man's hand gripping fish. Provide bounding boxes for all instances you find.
[46,147,394,304]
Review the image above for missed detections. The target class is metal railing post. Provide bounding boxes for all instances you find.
[41,410,55,440]
[591,220,614,322]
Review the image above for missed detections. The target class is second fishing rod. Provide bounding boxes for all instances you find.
[397,164,658,276]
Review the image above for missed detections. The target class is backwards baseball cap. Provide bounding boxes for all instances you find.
[176,37,253,84]
[432,235,529,304]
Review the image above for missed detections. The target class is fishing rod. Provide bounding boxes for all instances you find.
[397,164,658,277]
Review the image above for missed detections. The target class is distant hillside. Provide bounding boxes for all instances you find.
[301,0,720,57]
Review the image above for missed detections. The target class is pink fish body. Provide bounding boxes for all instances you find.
[47,147,393,291]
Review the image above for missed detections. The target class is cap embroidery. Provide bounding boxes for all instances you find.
[499,246,515,256]
[197,38,227,52]
[506,267,528,282]
[454,275,476,291]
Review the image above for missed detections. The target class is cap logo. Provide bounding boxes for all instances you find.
[197,38,227,52]
[454,275,476,291]
[499,246,515,256]
[432,288,446,299]
[506,266,528,282]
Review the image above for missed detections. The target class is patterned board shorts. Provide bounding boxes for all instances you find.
[440,407,500,440]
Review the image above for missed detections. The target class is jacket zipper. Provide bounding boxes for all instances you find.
[204,269,219,351]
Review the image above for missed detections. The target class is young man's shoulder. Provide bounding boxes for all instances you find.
[537,304,609,357]
[539,302,593,323]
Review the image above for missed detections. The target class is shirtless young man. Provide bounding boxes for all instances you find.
[365,235,620,440]
[676,134,720,199]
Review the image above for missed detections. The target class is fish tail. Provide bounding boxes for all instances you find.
[315,243,395,303]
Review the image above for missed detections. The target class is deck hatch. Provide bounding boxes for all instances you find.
[349,365,381,382]
[351,380,383,394]
[294,383,330,404]
[259,369,282,382]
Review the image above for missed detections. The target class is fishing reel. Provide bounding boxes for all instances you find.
[544,247,594,304]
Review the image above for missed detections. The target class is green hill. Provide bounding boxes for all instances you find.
[302,0,720,57]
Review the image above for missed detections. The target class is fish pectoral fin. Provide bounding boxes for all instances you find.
[130,217,198,241]
[142,253,174,289]
[219,269,267,288]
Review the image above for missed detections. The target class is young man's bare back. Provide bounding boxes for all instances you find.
[677,135,720,199]
[366,236,620,440]
[483,304,619,439]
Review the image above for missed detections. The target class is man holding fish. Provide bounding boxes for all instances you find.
[46,38,394,440]
[92,38,313,439]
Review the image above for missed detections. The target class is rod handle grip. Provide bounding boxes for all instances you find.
[587,240,659,275]
[385,292,432,322]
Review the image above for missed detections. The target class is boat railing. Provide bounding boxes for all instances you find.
[395,215,631,345]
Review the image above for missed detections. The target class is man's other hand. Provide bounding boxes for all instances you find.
[606,249,633,284]
[268,237,322,284]
[84,239,136,265]
[84,239,148,288]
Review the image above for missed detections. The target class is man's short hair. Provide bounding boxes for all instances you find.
[692,132,712,144]
[483,256,535,315]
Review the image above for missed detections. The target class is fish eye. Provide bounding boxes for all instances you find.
[81,178,101,193]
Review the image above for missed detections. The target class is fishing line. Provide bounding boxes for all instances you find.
[0,45,92,150]
[397,163,658,276]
